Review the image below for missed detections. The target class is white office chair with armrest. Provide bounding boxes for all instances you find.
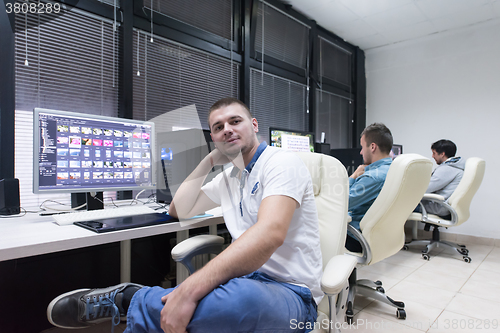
[345,154,432,322]
[171,152,358,333]
[405,157,485,262]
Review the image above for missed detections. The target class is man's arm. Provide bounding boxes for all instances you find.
[160,194,297,333]
[348,174,384,210]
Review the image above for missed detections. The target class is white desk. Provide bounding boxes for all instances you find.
[0,207,224,282]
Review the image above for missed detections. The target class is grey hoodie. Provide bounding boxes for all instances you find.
[423,156,465,216]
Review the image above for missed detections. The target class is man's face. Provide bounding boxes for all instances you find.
[360,135,373,165]
[431,149,447,165]
[209,103,258,157]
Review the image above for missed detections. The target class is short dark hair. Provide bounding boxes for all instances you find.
[207,98,252,128]
[361,123,393,154]
[431,139,457,158]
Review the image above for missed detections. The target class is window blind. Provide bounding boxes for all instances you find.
[98,0,121,7]
[315,89,353,149]
[14,8,120,209]
[133,29,239,129]
[15,8,120,114]
[250,68,309,142]
[318,36,352,88]
[254,1,309,70]
[144,0,233,41]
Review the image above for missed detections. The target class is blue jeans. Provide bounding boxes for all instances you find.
[125,271,318,333]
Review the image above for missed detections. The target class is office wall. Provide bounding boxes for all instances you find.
[365,19,500,239]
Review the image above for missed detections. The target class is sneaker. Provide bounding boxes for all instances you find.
[47,283,143,330]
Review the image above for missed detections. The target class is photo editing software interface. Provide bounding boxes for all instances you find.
[269,128,315,152]
[34,109,154,193]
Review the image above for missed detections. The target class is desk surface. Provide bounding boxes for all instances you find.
[0,207,223,262]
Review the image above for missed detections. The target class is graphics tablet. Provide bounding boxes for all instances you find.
[74,213,178,233]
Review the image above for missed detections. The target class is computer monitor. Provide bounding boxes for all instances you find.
[269,127,315,152]
[33,108,155,199]
[391,144,403,160]
[156,129,219,204]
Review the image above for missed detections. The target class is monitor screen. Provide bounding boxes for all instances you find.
[33,108,155,194]
[269,127,315,152]
[156,129,219,204]
[391,144,403,160]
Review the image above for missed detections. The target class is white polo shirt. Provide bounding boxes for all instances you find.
[201,145,323,305]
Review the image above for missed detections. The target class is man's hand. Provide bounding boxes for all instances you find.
[208,148,232,167]
[208,148,245,171]
[160,287,198,333]
[350,164,366,179]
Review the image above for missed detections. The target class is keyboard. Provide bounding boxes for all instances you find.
[52,205,158,226]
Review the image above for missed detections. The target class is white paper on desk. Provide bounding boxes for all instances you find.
[179,214,214,227]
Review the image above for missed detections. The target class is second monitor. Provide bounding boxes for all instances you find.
[269,127,314,153]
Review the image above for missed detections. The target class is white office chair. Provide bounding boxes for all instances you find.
[405,157,485,262]
[345,154,432,322]
[171,152,358,333]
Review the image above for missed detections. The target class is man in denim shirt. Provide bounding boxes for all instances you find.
[345,123,393,252]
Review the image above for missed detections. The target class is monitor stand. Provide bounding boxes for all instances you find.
[71,192,104,211]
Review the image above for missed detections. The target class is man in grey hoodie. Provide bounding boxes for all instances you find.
[422,139,465,216]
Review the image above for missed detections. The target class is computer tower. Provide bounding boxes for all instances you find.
[330,148,363,176]
[314,143,331,154]
[0,178,21,215]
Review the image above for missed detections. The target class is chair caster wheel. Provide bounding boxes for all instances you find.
[457,248,469,255]
[374,280,382,286]
[402,245,409,251]
[346,302,354,324]
[346,310,354,324]
[422,254,430,261]
[397,309,406,320]
[463,256,471,263]
[376,286,385,293]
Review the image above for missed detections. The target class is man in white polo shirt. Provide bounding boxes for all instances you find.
[47,98,323,333]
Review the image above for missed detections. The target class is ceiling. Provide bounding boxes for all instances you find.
[283,0,500,50]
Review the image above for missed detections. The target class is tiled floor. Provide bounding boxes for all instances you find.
[42,243,500,333]
[342,243,500,332]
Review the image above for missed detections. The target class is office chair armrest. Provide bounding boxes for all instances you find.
[346,224,372,265]
[321,254,358,295]
[171,235,225,275]
[422,193,445,201]
[419,196,459,226]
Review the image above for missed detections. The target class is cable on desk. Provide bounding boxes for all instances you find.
[39,199,87,212]
[103,196,120,208]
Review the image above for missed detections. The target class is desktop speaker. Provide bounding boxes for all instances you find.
[0,178,21,215]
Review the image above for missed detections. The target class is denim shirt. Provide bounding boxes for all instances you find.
[348,157,392,230]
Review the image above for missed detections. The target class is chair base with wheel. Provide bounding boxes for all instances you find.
[404,220,471,262]
[345,267,406,324]
[346,225,408,323]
